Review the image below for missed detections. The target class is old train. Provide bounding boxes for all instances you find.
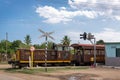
[71,44,105,66]
[8,44,105,68]
[8,44,72,68]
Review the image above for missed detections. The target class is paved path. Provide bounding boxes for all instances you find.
[0,73,25,80]
[0,70,59,80]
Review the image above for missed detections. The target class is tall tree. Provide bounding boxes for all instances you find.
[96,40,104,45]
[24,35,31,46]
[11,40,22,52]
[0,40,11,53]
[0,40,12,61]
[61,35,71,46]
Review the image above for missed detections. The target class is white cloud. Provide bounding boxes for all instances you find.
[36,6,103,24]
[65,31,90,44]
[36,0,120,24]
[65,28,120,44]
[66,31,80,41]
[114,15,120,20]
[68,0,120,10]
[68,0,120,21]
[95,28,120,42]
[36,6,71,24]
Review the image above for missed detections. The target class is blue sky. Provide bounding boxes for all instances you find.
[1,0,120,45]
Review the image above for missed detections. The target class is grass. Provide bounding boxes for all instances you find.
[64,66,89,70]
[4,66,89,74]
[5,68,37,74]
[0,61,8,64]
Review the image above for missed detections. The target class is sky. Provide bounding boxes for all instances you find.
[1,0,120,45]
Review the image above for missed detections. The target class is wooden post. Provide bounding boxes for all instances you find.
[31,51,34,68]
[30,46,35,68]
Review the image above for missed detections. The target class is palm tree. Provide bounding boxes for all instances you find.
[24,35,31,46]
[61,35,71,46]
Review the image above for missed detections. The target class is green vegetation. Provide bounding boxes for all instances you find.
[5,68,38,74]
[24,35,32,46]
[4,66,89,74]
[61,35,71,46]
[33,41,55,49]
[96,40,104,45]
[0,35,71,62]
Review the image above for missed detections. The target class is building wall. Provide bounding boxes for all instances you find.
[106,57,120,66]
[105,42,120,66]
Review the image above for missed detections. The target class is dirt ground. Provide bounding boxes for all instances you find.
[0,64,120,80]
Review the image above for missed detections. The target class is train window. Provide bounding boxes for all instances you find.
[99,50,101,54]
[58,52,61,58]
[84,50,91,55]
[99,50,101,55]
[53,46,57,50]
[51,52,56,56]
[97,50,99,55]
[57,47,62,51]
[57,46,70,51]
[64,53,68,59]
[101,50,104,55]
[98,50,101,55]
[25,51,30,55]
[64,46,70,51]
[74,49,77,54]
[116,48,120,57]
[100,50,103,54]
[91,50,94,54]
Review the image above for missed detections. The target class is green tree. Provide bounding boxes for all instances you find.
[0,40,12,61]
[0,40,11,53]
[33,44,41,49]
[24,35,31,46]
[39,41,54,49]
[0,40,6,53]
[11,40,22,52]
[96,40,104,45]
[61,35,71,46]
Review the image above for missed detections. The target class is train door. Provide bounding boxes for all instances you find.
[80,49,84,64]
[77,48,84,64]
[73,47,83,65]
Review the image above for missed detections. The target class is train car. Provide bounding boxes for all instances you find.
[71,44,105,66]
[8,45,71,68]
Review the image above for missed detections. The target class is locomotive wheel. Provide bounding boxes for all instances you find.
[12,63,16,68]
[75,62,80,66]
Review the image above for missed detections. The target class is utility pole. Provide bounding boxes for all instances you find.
[88,33,96,67]
[38,29,54,72]
[93,38,96,66]
[6,32,8,61]
[80,32,96,67]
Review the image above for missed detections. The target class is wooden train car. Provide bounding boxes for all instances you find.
[8,43,105,68]
[71,44,105,66]
[8,45,71,68]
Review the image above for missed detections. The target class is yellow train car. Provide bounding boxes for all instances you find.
[8,45,72,68]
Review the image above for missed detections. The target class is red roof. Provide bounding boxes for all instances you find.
[71,43,104,48]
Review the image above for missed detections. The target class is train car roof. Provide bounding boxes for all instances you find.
[71,43,105,49]
[17,48,44,50]
[17,48,54,51]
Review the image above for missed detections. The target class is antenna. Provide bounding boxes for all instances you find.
[38,29,54,72]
